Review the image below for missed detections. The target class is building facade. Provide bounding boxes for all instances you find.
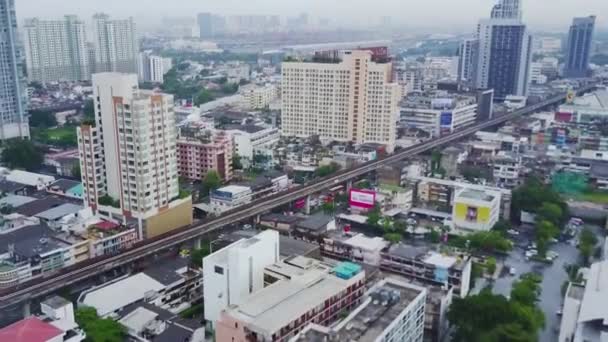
[563,16,596,78]
[0,0,29,140]
[458,39,479,87]
[177,128,233,181]
[77,73,190,239]
[452,189,501,233]
[282,50,401,152]
[138,51,172,83]
[23,16,90,82]
[474,0,532,100]
[93,13,138,74]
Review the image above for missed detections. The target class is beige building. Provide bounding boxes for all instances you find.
[78,73,191,239]
[281,50,401,152]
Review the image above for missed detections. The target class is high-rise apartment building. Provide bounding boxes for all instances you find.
[474,0,532,101]
[138,51,172,83]
[281,50,401,152]
[0,0,29,140]
[23,16,90,83]
[458,38,479,87]
[93,14,138,74]
[197,12,225,39]
[77,73,191,239]
[564,16,596,79]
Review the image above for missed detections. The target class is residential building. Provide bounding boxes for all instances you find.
[225,124,280,163]
[138,50,172,83]
[380,244,473,297]
[558,260,608,342]
[530,62,548,85]
[79,257,202,316]
[92,13,138,74]
[241,84,278,110]
[564,16,596,79]
[197,12,225,39]
[77,73,191,239]
[322,231,389,266]
[177,126,233,181]
[452,189,501,233]
[558,88,608,124]
[282,50,401,152]
[292,278,427,342]
[533,36,562,54]
[203,230,280,326]
[0,0,29,139]
[474,0,532,100]
[400,92,477,137]
[458,38,479,87]
[493,152,522,188]
[23,16,90,82]
[209,185,252,214]
[215,259,366,342]
[0,296,85,342]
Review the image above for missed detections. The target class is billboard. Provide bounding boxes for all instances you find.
[349,189,376,210]
[440,111,453,127]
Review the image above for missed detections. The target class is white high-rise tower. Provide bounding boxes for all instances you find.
[93,14,138,74]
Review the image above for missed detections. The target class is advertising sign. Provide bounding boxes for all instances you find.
[440,111,453,127]
[349,189,376,209]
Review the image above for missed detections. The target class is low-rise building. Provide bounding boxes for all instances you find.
[452,189,501,234]
[492,152,523,188]
[215,259,366,342]
[291,278,427,342]
[209,185,252,214]
[225,124,280,164]
[241,84,278,110]
[177,127,233,181]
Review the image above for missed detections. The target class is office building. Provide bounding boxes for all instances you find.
[197,12,225,39]
[215,258,366,342]
[564,16,596,78]
[23,16,89,82]
[92,13,138,74]
[292,278,427,342]
[77,73,191,239]
[452,189,501,233]
[282,50,401,152]
[203,230,280,326]
[474,0,532,100]
[558,260,608,342]
[177,126,233,181]
[209,185,252,214]
[0,0,29,140]
[458,38,479,86]
[138,51,172,83]
[400,92,478,137]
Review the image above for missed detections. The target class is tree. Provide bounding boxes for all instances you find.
[76,307,126,342]
[468,231,513,253]
[316,163,341,177]
[321,201,336,216]
[366,205,382,228]
[221,83,239,94]
[1,139,43,171]
[537,202,563,226]
[29,109,57,128]
[535,220,559,256]
[232,155,243,170]
[194,89,214,105]
[511,274,542,307]
[512,176,567,224]
[492,220,511,233]
[384,233,402,244]
[486,257,497,275]
[202,170,222,193]
[579,228,598,265]
[190,244,210,268]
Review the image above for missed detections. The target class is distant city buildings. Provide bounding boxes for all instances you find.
[281,50,401,152]
[138,50,172,83]
[564,16,596,78]
[0,0,29,140]
[92,13,138,74]
[23,16,90,82]
[77,73,191,239]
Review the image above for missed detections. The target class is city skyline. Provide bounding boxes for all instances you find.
[14,0,608,33]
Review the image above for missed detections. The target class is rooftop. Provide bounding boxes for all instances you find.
[296,213,333,232]
[143,257,190,286]
[224,124,267,134]
[0,317,63,342]
[15,196,72,217]
[42,295,71,310]
[0,180,27,194]
[385,243,468,270]
[0,224,67,258]
[457,189,496,203]
[578,260,608,324]
[0,194,37,208]
[35,203,82,221]
[47,179,81,193]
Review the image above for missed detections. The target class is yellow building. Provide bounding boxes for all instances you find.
[452,189,500,234]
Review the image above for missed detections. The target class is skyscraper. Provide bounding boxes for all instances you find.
[77,73,191,239]
[197,13,225,39]
[23,16,90,82]
[92,14,138,74]
[564,16,596,79]
[474,0,532,101]
[0,0,29,139]
[281,50,401,152]
[458,38,480,87]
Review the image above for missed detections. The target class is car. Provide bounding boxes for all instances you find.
[507,229,520,236]
[509,267,517,276]
[243,224,253,230]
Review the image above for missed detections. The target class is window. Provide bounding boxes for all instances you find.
[214,266,224,274]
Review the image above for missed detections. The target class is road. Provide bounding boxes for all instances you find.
[0,84,598,310]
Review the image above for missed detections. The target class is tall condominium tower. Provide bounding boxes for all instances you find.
[458,38,480,87]
[474,0,532,101]
[93,14,138,74]
[77,73,191,238]
[0,0,29,139]
[138,51,173,83]
[564,16,596,79]
[23,16,90,82]
[281,50,401,152]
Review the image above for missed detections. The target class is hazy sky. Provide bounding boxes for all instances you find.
[15,0,607,33]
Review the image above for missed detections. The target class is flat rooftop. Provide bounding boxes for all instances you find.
[457,189,496,202]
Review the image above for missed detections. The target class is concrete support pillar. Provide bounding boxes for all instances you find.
[346,180,353,192]
[304,195,311,215]
[194,237,202,250]
[22,300,31,318]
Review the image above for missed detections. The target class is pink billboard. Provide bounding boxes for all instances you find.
[349,189,376,209]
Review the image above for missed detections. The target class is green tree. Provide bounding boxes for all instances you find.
[194,89,214,105]
[384,232,402,244]
[579,228,598,265]
[232,155,243,170]
[468,231,513,253]
[321,201,336,216]
[29,109,57,128]
[512,176,567,224]
[492,220,511,233]
[366,205,382,228]
[316,162,341,177]
[537,202,563,226]
[202,170,222,193]
[1,139,44,171]
[76,307,126,342]
[535,220,559,256]
[190,244,211,268]
[486,257,497,275]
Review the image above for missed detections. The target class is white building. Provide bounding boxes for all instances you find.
[452,189,501,234]
[209,185,252,214]
[282,50,401,152]
[559,88,608,124]
[292,278,427,342]
[493,152,522,188]
[559,260,608,342]
[400,94,477,137]
[530,62,548,85]
[23,16,90,82]
[203,230,280,326]
[77,73,190,239]
[92,13,138,74]
[225,125,280,162]
[138,51,172,83]
[240,84,278,110]
[458,38,479,86]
